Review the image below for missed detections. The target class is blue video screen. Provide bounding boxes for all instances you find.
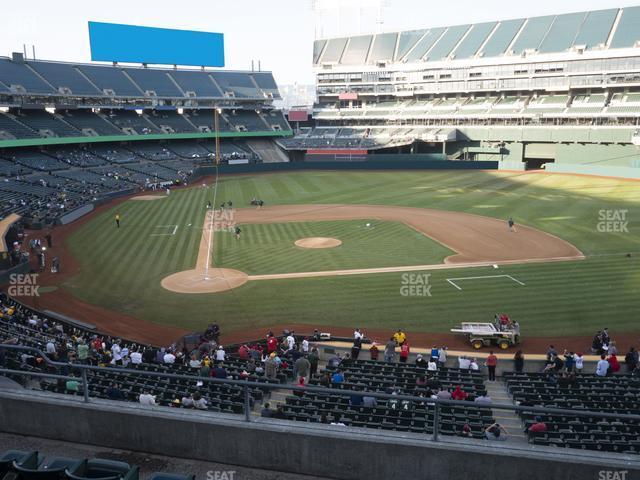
[88,21,225,67]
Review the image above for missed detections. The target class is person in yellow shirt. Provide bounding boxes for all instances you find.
[115,213,121,228]
[393,329,406,346]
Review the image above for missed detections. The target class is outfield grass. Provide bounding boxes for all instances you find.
[63,170,640,337]
[215,220,453,274]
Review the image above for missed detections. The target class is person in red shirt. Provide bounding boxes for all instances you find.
[486,351,498,381]
[266,333,278,355]
[527,416,548,434]
[238,344,250,360]
[608,354,620,373]
[399,342,410,363]
[451,385,468,401]
[369,342,379,361]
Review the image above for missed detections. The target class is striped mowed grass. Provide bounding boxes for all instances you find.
[63,170,640,337]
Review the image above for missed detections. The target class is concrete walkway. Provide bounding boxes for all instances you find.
[485,379,528,445]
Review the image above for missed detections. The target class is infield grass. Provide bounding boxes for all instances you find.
[214,220,453,275]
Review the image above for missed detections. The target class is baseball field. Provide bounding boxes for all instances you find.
[34,169,640,347]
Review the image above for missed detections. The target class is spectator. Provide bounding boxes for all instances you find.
[266,333,278,356]
[188,355,202,369]
[66,375,79,393]
[436,388,451,400]
[294,355,311,382]
[199,363,211,378]
[213,363,227,379]
[526,416,548,434]
[546,345,557,362]
[139,390,156,406]
[293,377,306,397]
[625,347,639,373]
[130,349,143,365]
[308,348,319,376]
[415,353,428,368]
[363,395,377,408]
[272,405,286,419]
[261,402,273,417]
[469,358,479,371]
[111,342,123,365]
[369,342,379,361]
[427,358,438,371]
[451,385,468,401]
[430,345,439,362]
[319,371,331,388]
[352,335,362,360]
[163,349,176,364]
[608,353,620,374]
[384,337,396,363]
[608,340,618,356]
[485,423,508,441]
[563,350,575,372]
[331,370,344,385]
[486,351,498,382]
[399,342,410,363]
[513,350,524,373]
[596,354,609,377]
[285,332,295,351]
[354,328,364,341]
[215,345,226,362]
[474,393,492,404]
[182,392,207,410]
[592,331,604,355]
[458,355,471,370]
[574,352,584,373]
[76,340,89,364]
[438,347,447,368]
[327,353,342,368]
[460,423,473,438]
[238,344,250,360]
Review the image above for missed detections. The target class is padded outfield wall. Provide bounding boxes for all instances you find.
[450,126,640,178]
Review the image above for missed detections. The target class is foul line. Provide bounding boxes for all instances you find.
[247,257,578,282]
[446,274,525,291]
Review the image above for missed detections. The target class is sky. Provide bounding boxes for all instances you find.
[2,0,639,86]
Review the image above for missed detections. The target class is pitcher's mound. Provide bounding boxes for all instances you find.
[295,237,342,249]
[161,268,249,293]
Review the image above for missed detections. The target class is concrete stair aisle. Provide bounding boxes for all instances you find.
[251,360,328,417]
[485,379,528,445]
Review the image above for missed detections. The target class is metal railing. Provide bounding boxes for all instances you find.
[1,344,640,445]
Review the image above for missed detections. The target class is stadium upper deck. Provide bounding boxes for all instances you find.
[314,7,640,69]
[282,7,640,178]
[309,6,640,104]
[0,55,279,103]
[0,55,292,148]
